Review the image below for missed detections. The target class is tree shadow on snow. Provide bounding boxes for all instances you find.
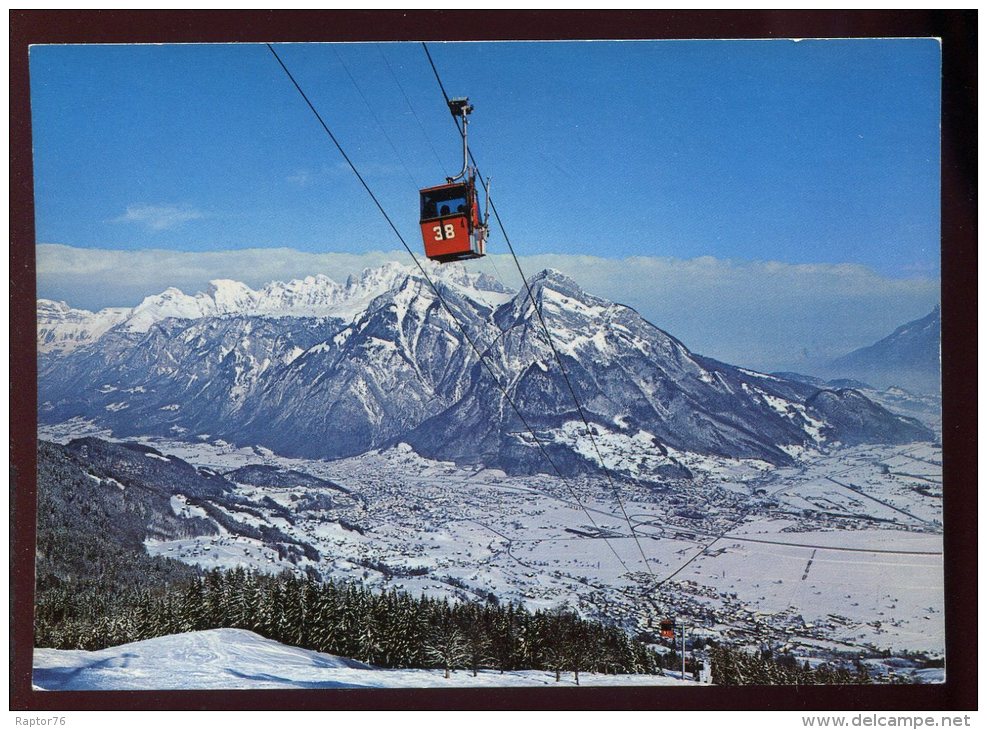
[33,652,139,690]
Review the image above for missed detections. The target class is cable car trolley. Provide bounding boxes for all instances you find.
[660,618,676,639]
[419,97,490,263]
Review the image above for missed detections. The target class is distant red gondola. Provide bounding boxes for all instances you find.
[419,97,488,263]
[660,619,676,639]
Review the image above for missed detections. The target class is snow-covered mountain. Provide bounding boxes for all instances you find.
[827,306,941,395]
[407,270,843,473]
[37,299,130,355]
[39,262,511,346]
[38,263,933,475]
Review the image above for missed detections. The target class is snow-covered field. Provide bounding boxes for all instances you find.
[38,419,945,681]
[33,629,694,690]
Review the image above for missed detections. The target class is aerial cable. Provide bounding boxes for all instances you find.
[266,43,633,576]
[267,44,412,261]
[375,43,447,175]
[331,46,420,190]
[422,42,656,579]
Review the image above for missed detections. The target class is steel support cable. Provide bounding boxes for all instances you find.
[375,43,447,174]
[331,46,420,190]
[266,43,632,575]
[422,42,656,579]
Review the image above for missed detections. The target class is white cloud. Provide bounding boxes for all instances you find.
[508,253,940,371]
[35,244,940,373]
[110,204,206,232]
[285,170,312,186]
[36,243,404,308]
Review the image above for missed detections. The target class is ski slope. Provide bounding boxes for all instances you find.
[33,629,696,690]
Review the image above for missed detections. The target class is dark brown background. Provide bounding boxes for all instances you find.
[9,10,977,711]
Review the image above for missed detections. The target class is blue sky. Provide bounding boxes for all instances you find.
[29,39,942,370]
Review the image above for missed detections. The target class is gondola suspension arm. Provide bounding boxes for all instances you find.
[446,97,473,183]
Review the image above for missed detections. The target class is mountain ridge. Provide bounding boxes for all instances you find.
[38,262,512,351]
[38,263,934,477]
[826,306,940,394]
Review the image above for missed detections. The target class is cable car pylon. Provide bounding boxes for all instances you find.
[418,97,490,263]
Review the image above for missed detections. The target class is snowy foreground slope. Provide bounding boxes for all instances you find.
[33,629,694,691]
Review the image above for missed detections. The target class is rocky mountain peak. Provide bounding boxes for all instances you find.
[207,279,259,313]
[38,264,935,474]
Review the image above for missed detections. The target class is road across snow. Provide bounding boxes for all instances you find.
[33,629,697,690]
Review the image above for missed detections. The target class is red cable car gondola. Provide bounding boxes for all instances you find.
[419,97,489,263]
[660,618,676,639]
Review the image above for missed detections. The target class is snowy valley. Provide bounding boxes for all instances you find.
[37,406,943,685]
[35,263,944,687]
